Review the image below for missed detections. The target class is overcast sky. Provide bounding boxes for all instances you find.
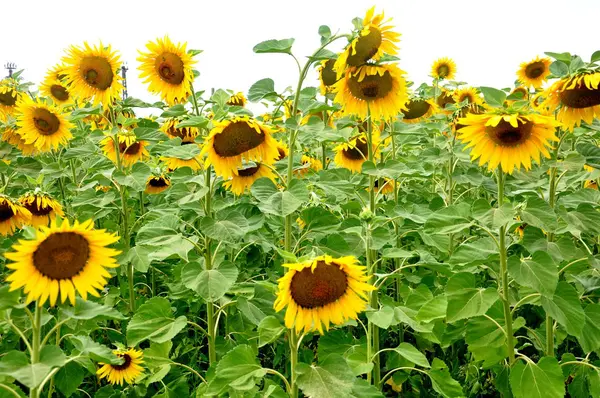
[2,0,599,114]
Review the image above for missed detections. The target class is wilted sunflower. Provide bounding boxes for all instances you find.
[160,143,203,172]
[16,97,73,152]
[18,192,64,227]
[274,255,375,333]
[401,98,437,124]
[0,80,20,120]
[335,6,400,72]
[334,64,408,121]
[5,219,120,306]
[145,175,171,194]
[223,163,276,195]
[100,133,149,167]
[431,57,457,80]
[201,116,279,179]
[97,348,144,386]
[138,36,196,105]
[457,111,560,174]
[0,195,31,236]
[436,87,456,113]
[541,72,600,130]
[334,133,378,173]
[295,155,323,177]
[227,92,247,107]
[62,42,123,109]
[517,56,551,88]
[453,87,483,107]
[161,118,199,143]
[318,59,338,95]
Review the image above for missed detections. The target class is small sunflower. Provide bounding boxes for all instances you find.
[16,97,73,153]
[95,185,112,193]
[5,219,120,306]
[161,118,199,143]
[227,92,247,107]
[0,196,31,236]
[0,80,20,120]
[541,72,600,130]
[296,217,306,230]
[1,126,39,156]
[334,64,408,121]
[137,36,196,106]
[457,111,560,174]
[40,65,72,106]
[584,180,598,190]
[509,86,529,102]
[453,87,484,107]
[97,348,144,386]
[334,133,378,173]
[431,57,457,80]
[100,133,149,167]
[145,175,171,194]
[373,178,395,195]
[436,88,456,112]
[517,56,551,88]
[223,163,276,195]
[62,41,123,109]
[93,109,137,132]
[275,141,289,161]
[295,155,323,177]
[318,59,338,95]
[274,255,375,333]
[401,98,437,124]
[201,116,279,179]
[18,192,64,227]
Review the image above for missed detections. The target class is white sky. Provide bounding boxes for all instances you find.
[2,0,599,114]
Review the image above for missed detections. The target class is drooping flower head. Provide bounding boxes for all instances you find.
[100,133,149,167]
[18,191,64,227]
[223,163,276,195]
[0,195,31,236]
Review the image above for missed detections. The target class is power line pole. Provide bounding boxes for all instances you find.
[121,63,128,100]
[4,62,17,78]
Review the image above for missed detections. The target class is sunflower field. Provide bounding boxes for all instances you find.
[2,5,600,398]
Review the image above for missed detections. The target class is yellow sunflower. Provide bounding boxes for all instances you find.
[457,111,560,174]
[584,180,598,190]
[334,64,408,121]
[97,348,144,386]
[517,56,551,88]
[1,126,40,156]
[431,57,457,80]
[453,87,484,107]
[335,6,400,72]
[100,133,149,167]
[145,175,171,194]
[436,88,456,113]
[541,72,600,131]
[160,144,203,172]
[201,116,279,179]
[401,99,437,124]
[223,163,276,195]
[318,59,338,95]
[295,155,323,177]
[509,86,530,101]
[0,80,21,120]
[227,92,247,107]
[334,133,378,173]
[274,255,375,333]
[16,97,73,153]
[137,36,196,106]
[62,41,123,109]
[0,195,31,236]
[18,192,64,227]
[161,118,199,143]
[275,141,289,161]
[373,178,395,195]
[40,65,72,106]
[4,219,120,306]
[95,185,112,193]
[93,108,137,132]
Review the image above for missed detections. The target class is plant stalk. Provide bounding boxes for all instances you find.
[30,305,41,398]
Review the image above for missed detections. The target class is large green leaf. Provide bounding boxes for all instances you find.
[68,336,120,364]
[253,38,295,54]
[55,362,84,397]
[509,357,564,398]
[257,316,285,347]
[200,211,249,242]
[112,162,152,191]
[256,178,309,217]
[416,295,448,323]
[59,300,125,321]
[126,297,187,346]
[521,197,558,233]
[366,306,395,329]
[296,354,355,398]
[507,251,558,296]
[0,284,20,310]
[578,304,600,353]
[428,358,466,398]
[393,343,430,368]
[577,142,600,169]
[425,205,473,235]
[541,282,585,338]
[206,345,265,395]
[0,346,65,389]
[479,87,507,107]
[248,78,277,102]
[181,261,238,302]
[446,273,498,322]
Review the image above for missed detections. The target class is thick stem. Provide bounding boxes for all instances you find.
[288,330,299,398]
[30,305,42,398]
[204,166,217,366]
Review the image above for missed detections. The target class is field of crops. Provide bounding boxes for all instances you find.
[1,5,600,398]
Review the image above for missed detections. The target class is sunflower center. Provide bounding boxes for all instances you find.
[437,64,450,78]
[149,177,168,187]
[112,354,132,370]
[347,27,383,66]
[403,100,431,120]
[276,147,287,161]
[559,84,600,109]
[0,202,15,222]
[486,119,533,147]
[436,92,456,109]
[0,90,17,106]
[33,232,90,280]
[290,261,348,308]
[119,141,141,155]
[50,85,69,101]
[347,71,393,101]
[321,59,338,87]
[33,108,60,135]
[525,62,546,79]
[155,52,185,85]
[213,121,265,157]
[237,165,261,177]
[343,138,369,160]
[81,56,114,90]
[22,201,53,216]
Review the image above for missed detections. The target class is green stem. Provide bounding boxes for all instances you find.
[30,305,42,398]
[288,330,299,398]
[204,166,217,366]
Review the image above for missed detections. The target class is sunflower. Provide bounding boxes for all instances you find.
[457,111,560,174]
[100,133,149,167]
[431,57,457,80]
[517,56,551,88]
[584,180,598,190]
[160,144,203,172]
[295,155,323,177]
[18,192,64,227]
[296,217,306,230]
[335,6,400,72]
[161,118,199,143]
[40,65,72,106]
[541,72,600,131]
[334,132,379,173]
[201,116,279,179]
[274,255,375,333]
[16,97,73,152]
[1,126,39,156]
[223,163,276,195]
[227,92,247,107]
[145,175,171,194]
[453,87,483,108]
[95,185,112,193]
[509,86,530,101]
[334,64,408,121]
[275,141,289,161]
[401,99,437,124]
[318,59,338,95]
[93,109,137,132]
[137,36,196,106]
[97,348,144,386]
[62,42,123,109]
[5,219,120,306]
[373,178,395,195]
[0,81,21,120]
[0,196,31,236]
[436,88,456,113]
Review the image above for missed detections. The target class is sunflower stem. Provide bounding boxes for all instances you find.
[288,330,299,398]
[497,168,515,364]
[30,304,42,398]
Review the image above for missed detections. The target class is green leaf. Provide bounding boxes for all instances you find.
[257,178,309,217]
[59,300,125,321]
[509,357,565,398]
[0,351,51,389]
[126,245,152,273]
[55,362,84,397]
[127,297,187,346]
[577,142,600,169]
[350,379,384,398]
[393,343,430,368]
[162,142,201,160]
[296,354,355,398]
[143,341,173,368]
[428,358,466,398]
[507,251,558,296]
[68,336,120,364]
[200,211,249,243]
[521,197,558,233]
[112,162,152,191]
[416,295,448,323]
[361,160,407,179]
[257,316,285,347]
[591,50,600,63]
[366,306,395,329]
[160,104,187,118]
[424,205,473,235]
[318,25,332,41]
[62,141,97,160]
[300,207,340,231]
[253,38,295,55]
[570,56,585,73]
[549,61,569,77]
[541,281,585,338]
[248,78,277,102]
[479,87,507,107]
[134,126,167,142]
[175,116,209,129]
[181,261,238,302]
[0,284,20,310]
[446,273,499,322]
[578,304,600,353]
[545,51,571,63]
[206,345,265,395]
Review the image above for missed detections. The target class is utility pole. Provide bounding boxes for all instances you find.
[4,62,17,78]
[121,63,128,100]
